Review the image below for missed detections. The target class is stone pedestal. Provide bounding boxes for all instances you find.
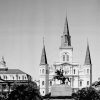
[51,84,72,96]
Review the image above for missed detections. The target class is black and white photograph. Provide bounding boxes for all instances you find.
[0,0,99,100]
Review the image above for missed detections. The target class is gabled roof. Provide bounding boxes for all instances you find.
[0,69,26,74]
[84,43,92,65]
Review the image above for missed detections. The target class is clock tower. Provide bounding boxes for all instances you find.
[59,16,73,63]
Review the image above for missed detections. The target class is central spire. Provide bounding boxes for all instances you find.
[60,16,71,48]
[63,16,69,35]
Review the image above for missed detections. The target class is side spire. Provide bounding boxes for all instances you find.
[84,41,92,65]
[40,38,48,65]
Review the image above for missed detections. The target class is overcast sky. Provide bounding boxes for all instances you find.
[0,0,100,82]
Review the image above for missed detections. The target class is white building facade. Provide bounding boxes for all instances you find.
[39,16,92,96]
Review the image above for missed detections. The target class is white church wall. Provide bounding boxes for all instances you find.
[59,49,73,63]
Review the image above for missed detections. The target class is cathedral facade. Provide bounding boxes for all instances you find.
[39,16,92,96]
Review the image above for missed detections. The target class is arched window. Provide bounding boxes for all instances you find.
[46,70,48,74]
[67,54,69,61]
[43,91,44,94]
[80,81,82,86]
[22,75,24,80]
[50,81,52,86]
[3,75,5,79]
[63,55,65,61]
[13,76,14,80]
[42,81,44,85]
[40,69,41,73]
[16,74,18,80]
[74,69,75,74]
[87,69,89,74]
[42,69,44,74]
[24,76,26,80]
[87,81,89,85]
[5,76,7,80]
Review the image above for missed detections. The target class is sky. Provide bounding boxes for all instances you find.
[0,0,100,82]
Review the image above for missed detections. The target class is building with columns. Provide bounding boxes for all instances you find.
[39,16,92,96]
[0,57,32,93]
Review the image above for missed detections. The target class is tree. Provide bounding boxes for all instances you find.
[72,87,100,100]
[0,94,7,100]
[8,82,42,100]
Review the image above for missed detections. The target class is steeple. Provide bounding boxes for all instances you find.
[40,38,48,65]
[60,16,71,48]
[84,42,92,65]
[63,16,70,35]
[39,38,49,96]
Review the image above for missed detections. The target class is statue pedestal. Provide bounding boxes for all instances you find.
[51,84,72,96]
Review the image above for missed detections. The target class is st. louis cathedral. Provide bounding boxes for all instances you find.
[39,16,92,96]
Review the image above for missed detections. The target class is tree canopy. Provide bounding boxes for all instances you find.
[72,87,100,100]
[8,82,42,100]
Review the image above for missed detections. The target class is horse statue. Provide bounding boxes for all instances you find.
[53,69,70,84]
